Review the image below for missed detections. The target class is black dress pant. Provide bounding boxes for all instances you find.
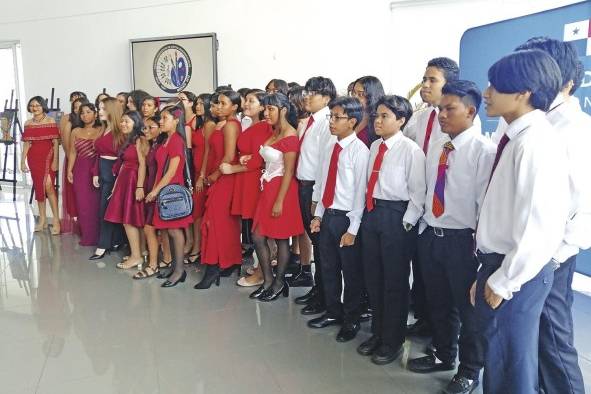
[411,249,429,321]
[418,226,483,380]
[361,200,415,349]
[298,181,324,304]
[539,255,585,394]
[318,210,362,323]
[97,158,124,250]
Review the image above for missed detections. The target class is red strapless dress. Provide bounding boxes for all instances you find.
[22,123,60,202]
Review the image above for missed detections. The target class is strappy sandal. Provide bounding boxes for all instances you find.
[117,258,142,270]
[185,252,200,265]
[159,259,172,268]
[133,266,159,280]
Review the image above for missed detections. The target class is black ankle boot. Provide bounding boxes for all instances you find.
[194,265,221,289]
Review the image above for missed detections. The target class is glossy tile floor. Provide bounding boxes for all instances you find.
[1,192,590,394]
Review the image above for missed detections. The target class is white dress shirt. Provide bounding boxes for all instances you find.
[296,106,334,183]
[421,125,496,232]
[314,133,369,235]
[476,110,570,300]
[405,105,482,153]
[368,132,426,226]
[546,95,591,263]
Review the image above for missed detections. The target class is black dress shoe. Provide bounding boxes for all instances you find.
[161,271,187,288]
[294,286,318,305]
[89,250,108,260]
[336,323,360,342]
[407,319,432,337]
[307,314,342,329]
[425,342,436,356]
[300,302,326,316]
[249,285,268,299]
[287,270,313,287]
[357,335,381,356]
[442,374,479,394]
[407,355,456,373]
[259,281,289,302]
[371,344,403,365]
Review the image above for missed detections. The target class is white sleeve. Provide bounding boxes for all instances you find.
[403,147,426,225]
[312,123,333,202]
[475,142,496,218]
[346,146,369,235]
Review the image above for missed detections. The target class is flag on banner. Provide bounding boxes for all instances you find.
[563,19,591,55]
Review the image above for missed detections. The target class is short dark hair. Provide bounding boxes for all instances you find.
[266,79,289,95]
[571,61,584,95]
[328,96,363,129]
[304,76,337,100]
[262,93,298,128]
[427,57,459,82]
[27,96,49,113]
[237,88,250,98]
[516,37,579,92]
[374,95,413,130]
[288,86,309,120]
[488,49,562,111]
[442,80,482,113]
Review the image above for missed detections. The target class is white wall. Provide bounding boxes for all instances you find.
[0,0,582,109]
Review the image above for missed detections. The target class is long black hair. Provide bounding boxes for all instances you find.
[262,93,298,128]
[118,110,144,157]
[352,76,385,142]
[245,89,266,121]
[77,102,101,128]
[193,93,213,129]
[160,104,186,142]
[69,97,89,128]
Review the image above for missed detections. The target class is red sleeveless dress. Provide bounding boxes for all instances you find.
[200,119,242,269]
[191,124,207,219]
[252,135,304,239]
[105,142,145,227]
[231,121,273,219]
[22,123,60,202]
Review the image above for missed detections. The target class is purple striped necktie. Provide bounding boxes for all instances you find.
[432,141,454,218]
[489,133,510,183]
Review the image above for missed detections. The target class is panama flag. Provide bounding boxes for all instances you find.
[563,19,591,55]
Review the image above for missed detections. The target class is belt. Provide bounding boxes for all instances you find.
[372,199,408,211]
[297,179,315,186]
[427,226,473,238]
[325,208,348,216]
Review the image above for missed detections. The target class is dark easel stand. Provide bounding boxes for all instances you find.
[0,90,22,201]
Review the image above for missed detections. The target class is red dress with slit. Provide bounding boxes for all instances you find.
[22,123,60,202]
[105,142,145,228]
[231,121,273,219]
[191,125,207,219]
[152,133,194,229]
[252,135,304,239]
[200,119,242,269]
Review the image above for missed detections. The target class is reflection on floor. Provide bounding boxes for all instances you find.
[0,193,590,394]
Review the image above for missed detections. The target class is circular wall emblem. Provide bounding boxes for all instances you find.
[153,44,192,94]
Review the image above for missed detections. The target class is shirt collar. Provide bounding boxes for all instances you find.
[337,132,357,149]
[382,130,404,149]
[312,106,330,121]
[547,94,566,114]
[444,124,478,150]
[505,110,545,140]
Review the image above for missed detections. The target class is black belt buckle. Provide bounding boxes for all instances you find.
[433,227,444,237]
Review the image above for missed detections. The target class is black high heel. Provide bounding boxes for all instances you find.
[220,265,241,278]
[259,281,289,302]
[249,285,268,299]
[89,249,109,260]
[194,265,221,289]
[161,271,187,288]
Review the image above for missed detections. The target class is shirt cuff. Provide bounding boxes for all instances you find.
[552,241,579,264]
[486,268,520,300]
[346,218,360,236]
[314,204,325,219]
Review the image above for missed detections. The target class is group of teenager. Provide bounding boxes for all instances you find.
[19,35,589,394]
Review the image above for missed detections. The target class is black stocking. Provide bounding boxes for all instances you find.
[271,239,290,293]
[253,232,273,288]
[167,228,185,282]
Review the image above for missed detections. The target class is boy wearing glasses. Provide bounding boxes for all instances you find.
[358,95,425,365]
[407,80,494,394]
[294,76,337,316]
[308,97,369,343]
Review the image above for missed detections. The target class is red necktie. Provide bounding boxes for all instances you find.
[366,142,388,211]
[489,133,510,183]
[300,116,314,143]
[321,143,343,209]
[422,109,437,154]
[432,142,455,217]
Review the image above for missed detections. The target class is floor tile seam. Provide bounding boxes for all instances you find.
[34,334,54,394]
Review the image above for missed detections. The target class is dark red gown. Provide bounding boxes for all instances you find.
[191,125,207,219]
[143,143,160,227]
[252,135,304,239]
[200,119,242,269]
[105,142,145,228]
[231,121,273,219]
[22,123,60,202]
[152,132,194,229]
[72,138,100,245]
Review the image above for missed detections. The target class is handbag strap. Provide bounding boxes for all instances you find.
[159,145,193,192]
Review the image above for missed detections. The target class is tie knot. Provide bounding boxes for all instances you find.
[333,143,343,154]
[499,133,510,147]
[443,142,454,151]
[379,141,388,153]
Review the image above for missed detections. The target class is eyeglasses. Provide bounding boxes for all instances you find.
[326,114,350,121]
[302,90,319,97]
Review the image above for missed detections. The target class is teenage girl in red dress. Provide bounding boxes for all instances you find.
[21,96,61,234]
[220,89,272,287]
[145,105,193,288]
[195,90,242,289]
[249,93,304,301]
